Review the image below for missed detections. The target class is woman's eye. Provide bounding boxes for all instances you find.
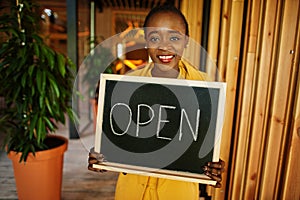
[149,37,159,42]
[170,36,180,41]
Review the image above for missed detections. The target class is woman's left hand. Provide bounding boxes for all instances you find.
[202,159,225,188]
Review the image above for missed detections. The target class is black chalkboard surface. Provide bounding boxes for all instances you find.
[94,74,226,184]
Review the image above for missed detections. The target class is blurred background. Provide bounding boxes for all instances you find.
[0,0,299,199]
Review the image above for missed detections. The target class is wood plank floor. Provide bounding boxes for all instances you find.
[0,122,119,200]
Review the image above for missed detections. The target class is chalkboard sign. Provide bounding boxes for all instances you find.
[94,74,226,185]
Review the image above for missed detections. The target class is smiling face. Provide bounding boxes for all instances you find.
[144,12,189,78]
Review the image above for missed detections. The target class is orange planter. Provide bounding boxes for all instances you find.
[7,135,68,200]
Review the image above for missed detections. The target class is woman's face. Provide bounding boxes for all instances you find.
[145,12,188,74]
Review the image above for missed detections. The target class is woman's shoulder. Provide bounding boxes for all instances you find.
[180,61,209,81]
[125,63,152,77]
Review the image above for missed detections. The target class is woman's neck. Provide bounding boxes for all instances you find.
[151,64,179,78]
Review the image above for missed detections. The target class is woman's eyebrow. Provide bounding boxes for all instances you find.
[147,30,183,37]
[147,30,159,37]
[168,30,182,34]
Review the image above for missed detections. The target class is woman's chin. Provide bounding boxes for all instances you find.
[152,64,179,78]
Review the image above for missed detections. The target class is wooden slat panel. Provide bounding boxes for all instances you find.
[282,72,300,199]
[211,1,231,197]
[207,0,222,81]
[213,0,245,199]
[229,0,261,199]
[259,0,300,198]
[217,0,231,82]
[181,0,203,68]
[281,5,300,198]
[243,0,279,198]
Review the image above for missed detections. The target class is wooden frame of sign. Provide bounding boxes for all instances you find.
[93,73,226,185]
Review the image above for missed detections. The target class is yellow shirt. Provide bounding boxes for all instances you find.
[126,60,208,81]
[115,60,208,200]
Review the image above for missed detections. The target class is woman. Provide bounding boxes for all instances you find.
[89,4,224,200]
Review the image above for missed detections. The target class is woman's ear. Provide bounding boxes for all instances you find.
[184,35,189,48]
[144,34,148,49]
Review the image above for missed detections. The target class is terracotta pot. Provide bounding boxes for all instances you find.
[7,135,68,200]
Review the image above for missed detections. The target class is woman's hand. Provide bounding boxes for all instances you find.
[203,159,225,188]
[88,147,107,173]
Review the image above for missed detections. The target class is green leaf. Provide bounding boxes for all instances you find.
[0,42,10,55]
[43,117,55,132]
[57,53,66,77]
[25,15,35,24]
[41,70,46,92]
[12,86,21,102]
[33,42,40,57]
[18,50,27,67]
[66,57,76,70]
[29,114,38,139]
[37,117,43,143]
[36,69,46,95]
[67,108,79,124]
[28,64,35,77]
[30,145,36,156]
[20,145,30,162]
[45,97,53,116]
[31,86,35,96]
[8,28,19,38]
[32,34,43,44]
[48,75,60,98]
[21,73,27,88]
[39,95,44,109]
[36,69,42,93]
[46,48,55,70]
[41,45,54,64]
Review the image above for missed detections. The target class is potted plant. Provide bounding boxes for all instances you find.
[0,0,76,199]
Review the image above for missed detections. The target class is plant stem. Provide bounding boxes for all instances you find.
[16,0,22,30]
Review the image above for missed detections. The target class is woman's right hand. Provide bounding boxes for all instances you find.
[88,147,107,173]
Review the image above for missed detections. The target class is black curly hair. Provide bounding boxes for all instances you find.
[143,4,189,36]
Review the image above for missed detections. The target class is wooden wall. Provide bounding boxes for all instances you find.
[181,0,300,199]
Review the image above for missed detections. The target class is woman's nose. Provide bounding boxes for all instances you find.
[158,40,171,50]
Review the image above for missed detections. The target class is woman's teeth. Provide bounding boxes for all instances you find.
[158,55,174,63]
